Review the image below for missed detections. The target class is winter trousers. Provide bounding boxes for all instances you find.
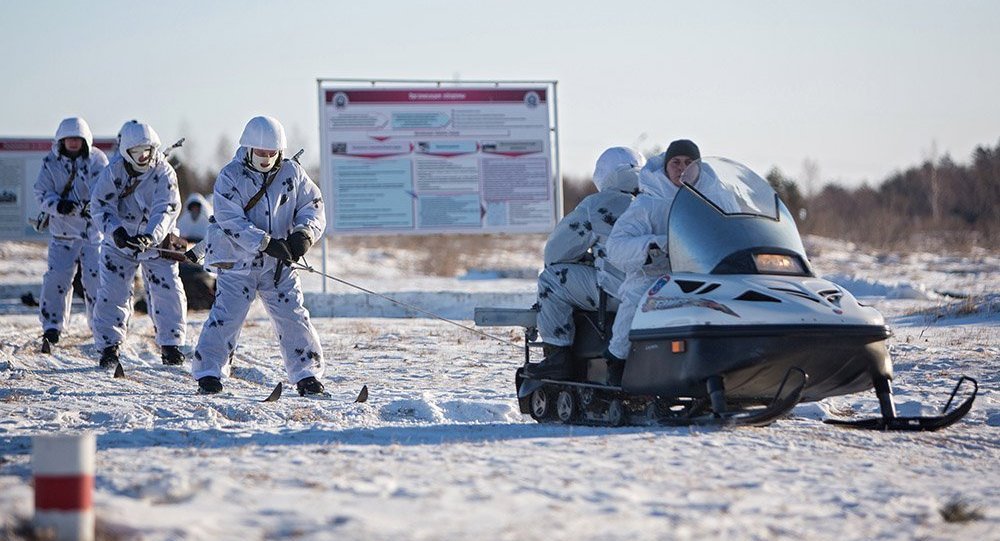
[537,263,619,347]
[39,237,101,335]
[92,248,187,349]
[191,263,324,384]
[607,276,659,360]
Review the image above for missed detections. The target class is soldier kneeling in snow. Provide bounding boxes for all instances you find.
[191,116,326,396]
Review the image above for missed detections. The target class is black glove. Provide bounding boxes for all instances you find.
[112,227,130,249]
[128,234,155,251]
[286,231,312,260]
[184,249,199,264]
[263,238,293,263]
[56,199,76,215]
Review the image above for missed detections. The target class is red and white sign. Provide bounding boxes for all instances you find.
[318,82,558,236]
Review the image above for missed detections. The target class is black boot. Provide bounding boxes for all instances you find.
[43,329,60,344]
[161,345,185,366]
[525,344,571,380]
[99,345,120,368]
[198,376,223,394]
[296,376,325,396]
[604,349,626,386]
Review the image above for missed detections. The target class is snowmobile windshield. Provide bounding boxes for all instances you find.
[679,157,777,217]
[668,157,811,276]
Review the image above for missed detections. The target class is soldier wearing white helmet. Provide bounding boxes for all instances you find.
[33,117,109,350]
[191,116,327,396]
[89,120,187,368]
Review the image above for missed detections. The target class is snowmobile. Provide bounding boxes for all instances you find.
[476,157,977,429]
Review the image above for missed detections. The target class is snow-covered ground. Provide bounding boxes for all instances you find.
[0,237,997,540]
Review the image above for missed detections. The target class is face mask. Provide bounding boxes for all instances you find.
[127,145,155,172]
[250,148,279,172]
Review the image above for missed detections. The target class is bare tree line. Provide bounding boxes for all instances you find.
[562,139,1000,252]
[776,139,1000,250]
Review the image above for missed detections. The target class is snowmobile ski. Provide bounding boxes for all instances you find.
[112,362,125,379]
[824,376,978,431]
[355,384,369,403]
[659,369,806,428]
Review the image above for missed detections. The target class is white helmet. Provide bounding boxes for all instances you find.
[240,116,286,172]
[593,146,645,193]
[239,116,286,151]
[119,121,161,173]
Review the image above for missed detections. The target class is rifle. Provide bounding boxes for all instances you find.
[32,138,186,233]
[186,148,305,266]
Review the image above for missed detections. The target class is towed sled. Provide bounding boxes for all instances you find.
[476,157,977,429]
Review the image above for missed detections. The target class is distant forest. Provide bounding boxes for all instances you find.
[562,139,1000,251]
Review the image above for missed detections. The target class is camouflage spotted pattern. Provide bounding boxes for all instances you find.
[191,263,323,384]
[89,152,186,350]
[192,147,326,384]
[93,248,187,349]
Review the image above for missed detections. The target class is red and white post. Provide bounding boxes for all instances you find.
[32,432,96,541]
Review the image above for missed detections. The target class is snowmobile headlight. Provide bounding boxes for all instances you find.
[753,253,805,275]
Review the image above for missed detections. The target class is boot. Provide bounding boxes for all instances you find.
[525,344,570,380]
[296,376,326,396]
[604,349,626,387]
[99,345,120,368]
[43,329,60,344]
[198,376,223,394]
[161,345,185,366]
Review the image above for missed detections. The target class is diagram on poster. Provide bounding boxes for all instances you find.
[319,85,558,235]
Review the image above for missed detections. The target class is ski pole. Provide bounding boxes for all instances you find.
[289,260,524,349]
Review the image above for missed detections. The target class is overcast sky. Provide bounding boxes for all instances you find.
[2,0,997,188]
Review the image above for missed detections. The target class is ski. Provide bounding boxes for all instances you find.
[288,384,369,402]
[262,382,282,402]
[824,376,978,432]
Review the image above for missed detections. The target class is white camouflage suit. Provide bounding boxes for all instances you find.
[191,147,326,384]
[537,147,644,346]
[34,118,109,335]
[90,136,186,350]
[606,153,740,359]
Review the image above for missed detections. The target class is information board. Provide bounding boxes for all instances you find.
[318,83,559,236]
[0,138,115,240]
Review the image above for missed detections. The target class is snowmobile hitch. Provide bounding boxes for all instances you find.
[824,376,978,431]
